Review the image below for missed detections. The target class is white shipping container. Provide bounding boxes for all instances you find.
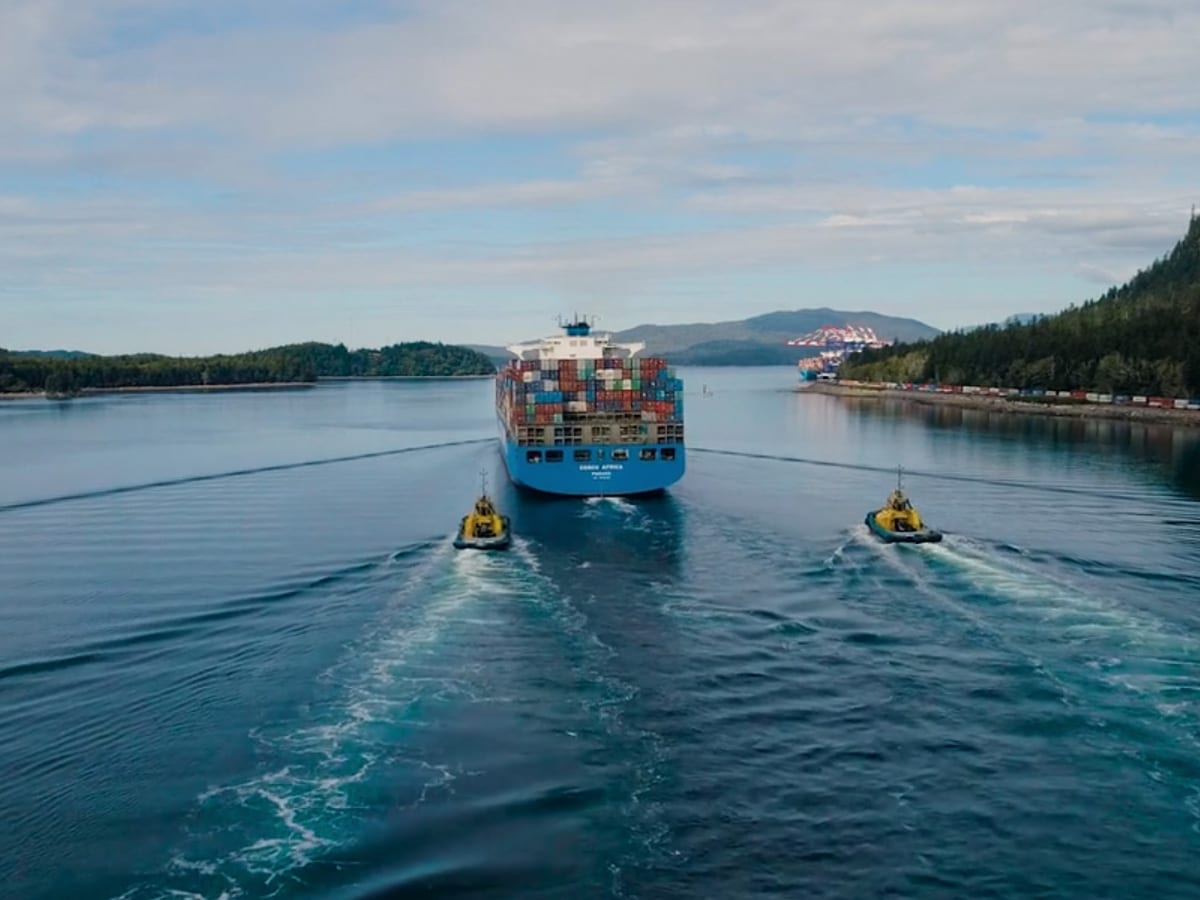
[1132,395,1147,404]
[1085,392,1099,402]
[1097,394,1113,404]
[523,371,534,383]
[1174,399,1189,409]
[567,401,589,412]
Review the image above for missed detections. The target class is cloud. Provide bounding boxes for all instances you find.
[7,1,1199,148]
[2,0,1199,352]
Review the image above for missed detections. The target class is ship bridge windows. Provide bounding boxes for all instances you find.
[545,449,564,463]
[553,426,585,446]
[655,423,684,444]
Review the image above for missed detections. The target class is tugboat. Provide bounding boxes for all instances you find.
[865,468,943,544]
[453,472,512,551]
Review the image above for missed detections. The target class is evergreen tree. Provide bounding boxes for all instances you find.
[841,215,1200,397]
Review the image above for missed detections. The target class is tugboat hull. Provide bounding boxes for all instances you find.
[453,516,513,551]
[865,511,942,544]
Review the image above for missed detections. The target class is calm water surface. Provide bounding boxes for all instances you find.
[2,369,1199,899]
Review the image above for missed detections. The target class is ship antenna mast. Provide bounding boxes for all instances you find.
[480,468,488,496]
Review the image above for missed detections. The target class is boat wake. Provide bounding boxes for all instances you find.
[824,528,1200,832]
[112,524,675,899]
[112,538,547,899]
[583,495,639,514]
[0,438,494,514]
[865,532,1200,775]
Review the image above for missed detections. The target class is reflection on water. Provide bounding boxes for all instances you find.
[840,396,1200,500]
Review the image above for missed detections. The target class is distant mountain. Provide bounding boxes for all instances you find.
[659,340,804,366]
[483,309,939,367]
[610,309,940,363]
[614,309,940,357]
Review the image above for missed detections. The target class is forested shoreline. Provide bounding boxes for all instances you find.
[841,216,1200,397]
[0,341,496,396]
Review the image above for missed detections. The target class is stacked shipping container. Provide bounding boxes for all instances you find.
[496,356,684,430]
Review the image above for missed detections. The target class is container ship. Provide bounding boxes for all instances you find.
[788,324,891,384]
[495,317,685,496]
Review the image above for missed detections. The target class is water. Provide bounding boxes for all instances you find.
[2,369,1199,900]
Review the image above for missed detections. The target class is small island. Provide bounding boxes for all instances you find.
[0,340,497,399]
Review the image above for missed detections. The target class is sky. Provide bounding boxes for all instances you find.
[2,0,1198,355]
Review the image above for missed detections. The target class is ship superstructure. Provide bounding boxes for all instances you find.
[495,317,685,496]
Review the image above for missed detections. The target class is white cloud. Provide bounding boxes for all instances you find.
[6,1,1198,147]
[2,0,1199,351]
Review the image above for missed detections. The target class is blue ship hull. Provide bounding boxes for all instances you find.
[497,417,684,497]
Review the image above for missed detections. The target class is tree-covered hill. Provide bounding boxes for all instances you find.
[841,215,1200,397]
[0,341,496,395]
[276,341,496,378]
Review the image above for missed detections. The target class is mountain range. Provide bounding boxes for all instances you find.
[469,308,940,366]
[12,308,942,370]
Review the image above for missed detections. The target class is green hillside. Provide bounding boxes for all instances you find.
[0,341,495,395]
[279,341,495,377]
[841,215,1200,397]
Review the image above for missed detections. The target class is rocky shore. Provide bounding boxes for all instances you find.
[800,381,1200,429]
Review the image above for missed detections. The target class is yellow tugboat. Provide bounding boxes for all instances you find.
[453,472,512,551]
[865,468,942,544]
